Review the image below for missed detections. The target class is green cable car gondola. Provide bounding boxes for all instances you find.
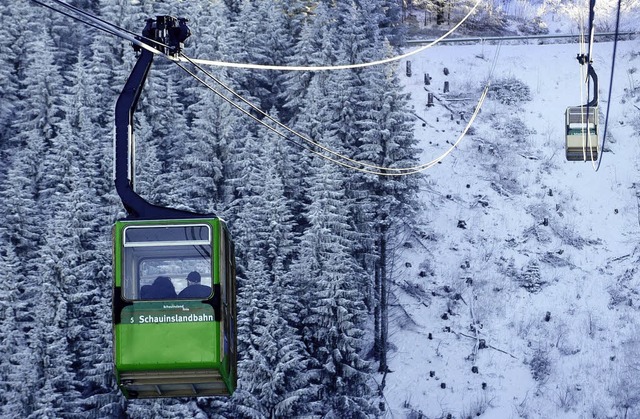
[112,16,236,399]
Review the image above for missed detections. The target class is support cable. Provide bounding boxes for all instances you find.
[36,0,481,72]
[172,61,388,176]
[47,0,140,39]
[176,55,494,176]
[178,41,500,174]
[31,0,499,176]
[31,0,170,57]
[181,0,482,72]
[179,53,412,174]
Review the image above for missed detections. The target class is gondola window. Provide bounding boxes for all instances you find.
[122,225,213,300]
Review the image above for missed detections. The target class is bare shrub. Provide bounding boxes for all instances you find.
[555,384,578,412]
[460,394,495,418]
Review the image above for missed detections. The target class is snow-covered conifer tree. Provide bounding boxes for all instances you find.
[291,155,376,417]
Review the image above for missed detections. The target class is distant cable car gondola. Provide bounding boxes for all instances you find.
[112,16,237,399]
[565,104,598,161]
[566,4,600,163]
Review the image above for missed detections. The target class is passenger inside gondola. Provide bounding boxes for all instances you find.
[140,284,153,299]
[178,271,212,298]
[143,276,177,299]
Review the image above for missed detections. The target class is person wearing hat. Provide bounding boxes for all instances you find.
[178,271,212,298]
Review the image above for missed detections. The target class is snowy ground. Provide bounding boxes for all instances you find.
[384,39,640,419]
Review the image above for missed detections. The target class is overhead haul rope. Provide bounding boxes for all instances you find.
[31,0,497,175]
[177,46,499,176]
[38,0,481,73]
[182,0,482,72]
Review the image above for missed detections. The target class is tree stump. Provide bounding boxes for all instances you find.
[427,93,434,107]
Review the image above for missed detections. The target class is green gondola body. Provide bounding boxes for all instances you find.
[112,218,237,399]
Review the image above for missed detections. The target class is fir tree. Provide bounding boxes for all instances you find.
[0,2,21,183]
[292,158,376,417]
[280,2,339,125]
[230,126,313,417]
[521,259,544,293]
[0,247,35,418]
[59,55,120,413]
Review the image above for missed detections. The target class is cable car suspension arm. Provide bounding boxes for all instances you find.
[114,16,203,219]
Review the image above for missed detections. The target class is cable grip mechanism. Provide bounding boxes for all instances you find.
[135,16,190,57]
[576,53,591,66]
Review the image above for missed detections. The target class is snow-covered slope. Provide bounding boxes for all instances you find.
[385,40,640,418]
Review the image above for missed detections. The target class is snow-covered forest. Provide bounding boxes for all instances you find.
[0,0,639,418]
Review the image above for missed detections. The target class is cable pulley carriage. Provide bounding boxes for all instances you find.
[112,16,237,399]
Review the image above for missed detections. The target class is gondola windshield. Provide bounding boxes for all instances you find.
[122,225,213,300]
